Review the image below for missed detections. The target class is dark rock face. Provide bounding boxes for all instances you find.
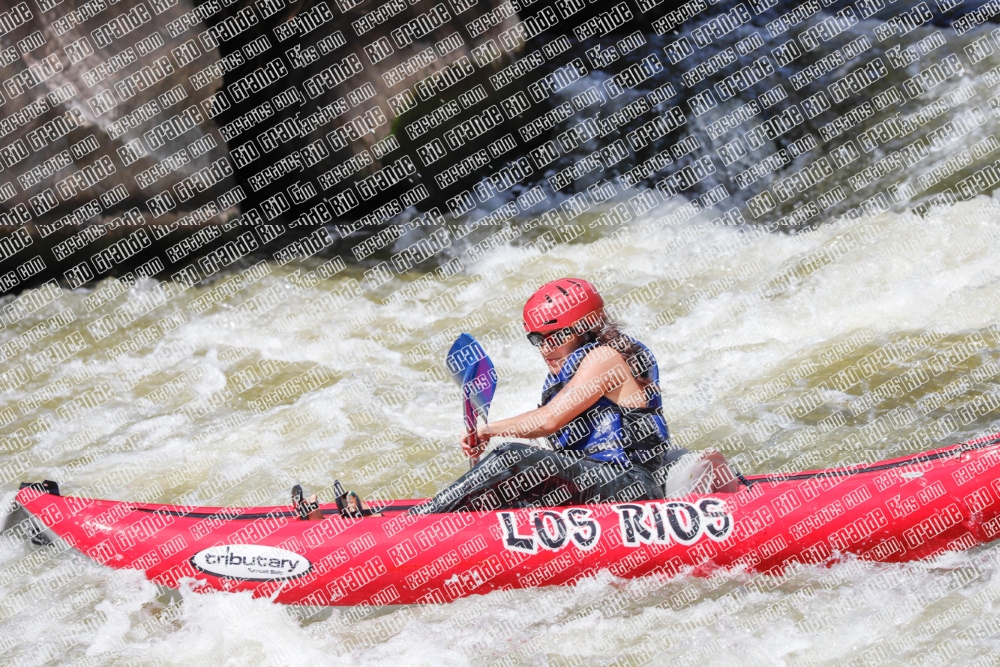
[8,0,997,294]
[201,0,523,228]
[0,0,236,224]
[0,0,243,294]
[0,0,525,293]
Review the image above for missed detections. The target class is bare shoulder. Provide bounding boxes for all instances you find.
[577,344,630,373]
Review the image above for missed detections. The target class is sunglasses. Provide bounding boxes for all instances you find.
[526,328,577,347]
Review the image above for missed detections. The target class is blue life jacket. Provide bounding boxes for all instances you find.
[540,336,670,468]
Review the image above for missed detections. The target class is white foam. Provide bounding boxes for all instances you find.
[4,195,1000,662]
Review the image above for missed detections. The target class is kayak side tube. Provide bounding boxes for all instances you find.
[15,436,1000,606]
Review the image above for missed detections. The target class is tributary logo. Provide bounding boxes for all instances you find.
[191,545,312,581]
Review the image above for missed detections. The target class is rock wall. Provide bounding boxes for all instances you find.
[200,0,523,227]
[0,0,524,294]
[0,0,241,292]
[1,0,238,217]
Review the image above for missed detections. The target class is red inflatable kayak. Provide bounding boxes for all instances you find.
[14,434,1000,606]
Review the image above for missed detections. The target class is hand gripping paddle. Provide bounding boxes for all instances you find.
[446,333,496,467]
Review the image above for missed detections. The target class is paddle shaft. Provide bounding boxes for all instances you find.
[467,419,480,468]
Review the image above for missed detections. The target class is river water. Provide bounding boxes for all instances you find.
[5,10,1000,667]
[4,197,1000,665]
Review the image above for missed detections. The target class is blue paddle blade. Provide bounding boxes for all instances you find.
[446,333,483,381]
[446,333,496,419]
[463,355,496,417]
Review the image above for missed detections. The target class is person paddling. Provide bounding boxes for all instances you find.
[298,277,738,520]
[411,277,691,514]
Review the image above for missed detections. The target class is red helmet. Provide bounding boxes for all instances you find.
[523,278,604,333]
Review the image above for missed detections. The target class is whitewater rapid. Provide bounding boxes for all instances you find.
[3,191,1000,664]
